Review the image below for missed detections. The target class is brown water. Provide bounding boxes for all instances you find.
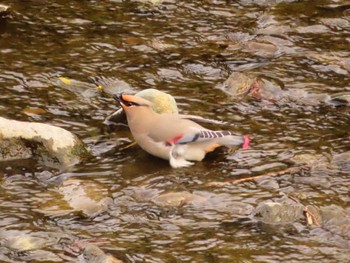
[1,0,350,262]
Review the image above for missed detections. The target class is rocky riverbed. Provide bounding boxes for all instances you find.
[1,0,350,262]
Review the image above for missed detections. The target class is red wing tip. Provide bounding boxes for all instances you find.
[242,135,250,149]
[166,135,183,145]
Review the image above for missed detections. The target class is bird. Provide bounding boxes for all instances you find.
[115,94,250,168]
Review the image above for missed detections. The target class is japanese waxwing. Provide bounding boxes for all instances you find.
[115,94,250,168]
[105,88,178,130]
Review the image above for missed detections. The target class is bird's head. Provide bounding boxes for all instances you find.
[114,94,153,112]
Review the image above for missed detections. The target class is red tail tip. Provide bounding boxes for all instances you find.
[242,135,250,149]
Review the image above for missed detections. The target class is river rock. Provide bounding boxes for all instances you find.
[331,152,350,172]
[149,39,177,51]
[320,18,350,29]
[58,178,112,217]
[152,191,207,207]
[218,72,284,102]
[183,63,221,79]
[0,4,9,16]
[329,92,350,106]
[57,77,100,100]
[217,72,257,97]
[0,117,88,168]
[18,250,62,262]
[254,201,305,225]
[0,230,55,252]
[57,77,133,100]
[95,77,133,97]
[296,24,329,34]
[0,138,32,160]
[254,78,284,101]
[39,178,112,217]
[79,243,123,263]
[242,40,279,58]
[320,205,350,237]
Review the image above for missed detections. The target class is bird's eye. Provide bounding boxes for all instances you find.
[124,101,139,107]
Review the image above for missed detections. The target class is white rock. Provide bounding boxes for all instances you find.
[0,117,87,166]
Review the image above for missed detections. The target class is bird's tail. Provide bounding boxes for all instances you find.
[207,131,250,149]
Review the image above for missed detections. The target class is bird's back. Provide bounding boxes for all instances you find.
[147,113,204,143]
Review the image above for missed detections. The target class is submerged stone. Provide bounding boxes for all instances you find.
[149,39,177,51]
[320,205,350,237]
[58,178,112,217]
[38,178,112,217]
[242,40,279,57]
[0,231,55,252]
[217,72,257,97]
[331,152,350,172]
[0,4,9,14]
[78,243,123,263]
[254,201,305,225]
[153,191,207,207]
[329,92,350,106]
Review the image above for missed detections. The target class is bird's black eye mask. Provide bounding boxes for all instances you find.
[114,95,140,107]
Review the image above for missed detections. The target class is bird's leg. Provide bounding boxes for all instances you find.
[169,144,193,168]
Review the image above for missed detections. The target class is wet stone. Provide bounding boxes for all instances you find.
[217,72,257,97]
[256,25,292,35]
[320,205,350,237]
[291,153,324,166]
[331,152,350,172]
[19,250,62,262]
[320,18,350,29]
[40,178,113,217]
[59,178,112,217]
[329,92,350,106]
[184,63,221,78]
[294,176,331,188]
[80,243,123,263]
[254,201,305,225]
[0,4,9,14]
[0,117,88,168]
[255,177,280,190]
[296,25,329,34]
[158,68,184,80]
[0,231,55,252]
[0,139,32,161]
[149,39,177,51]
[152,192,207,207]
[257,78,284,101]
[242,40,279,58]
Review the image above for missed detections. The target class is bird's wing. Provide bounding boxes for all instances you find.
[161,129,242,146]
[177,114,232,126]
[173,130,237,145]
[146,114,242,146]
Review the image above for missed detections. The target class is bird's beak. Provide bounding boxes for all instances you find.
[114,94,126,110]
[114,94,122,103]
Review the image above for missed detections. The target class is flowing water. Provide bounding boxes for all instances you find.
[1,0,350,262]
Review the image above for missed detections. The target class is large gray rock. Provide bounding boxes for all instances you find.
[0,117,88,168]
